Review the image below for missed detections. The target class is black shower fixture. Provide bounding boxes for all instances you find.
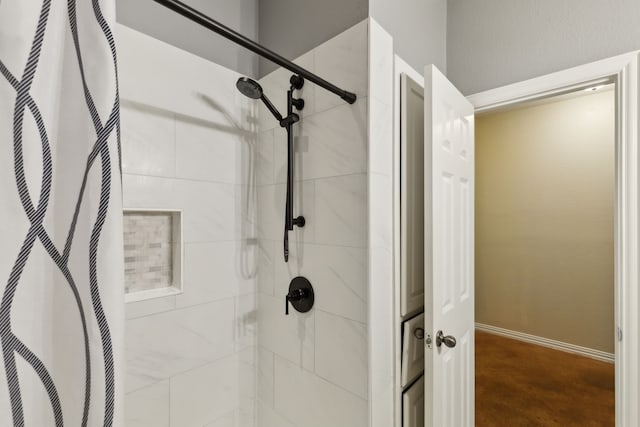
[236,75,306,262]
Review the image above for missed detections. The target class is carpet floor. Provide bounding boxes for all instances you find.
[475,330,615,426]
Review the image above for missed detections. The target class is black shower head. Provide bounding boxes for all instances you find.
[237,76,284,123]
[236,77,263,99]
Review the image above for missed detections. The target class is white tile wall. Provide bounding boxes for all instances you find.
[274,243,367,323]
[368,19,396,427]
[257,293,314,370]
[169,354,245,426]
[256,19,370,427]
[121,102,175,178]
[274,356,368,427]
[123,174,244,243]
[175,241,255,308]
[121,16,383,427]
[119,24,256,427]
[125,380,170,427]
[315,311,368,398]
[273,101,369,182]
[315,174,368,247]
[175,116,252,185]
[314,20,369,113]
[256,130,275,186]
[126,300,236,392]
[257,181,315,243]
[257,347,275,406]
[257,240,276,296]
[257,400,296,427]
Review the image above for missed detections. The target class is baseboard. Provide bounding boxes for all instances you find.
[475,323,615,364]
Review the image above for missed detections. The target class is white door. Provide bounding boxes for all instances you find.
[424,65,475,427]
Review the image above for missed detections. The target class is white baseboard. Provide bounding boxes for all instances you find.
[475,323,614,364]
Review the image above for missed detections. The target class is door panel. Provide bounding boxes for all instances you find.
[403,375,425,427]
[400,74,426,317]
[401,313,425,387]
[424,65,475,427]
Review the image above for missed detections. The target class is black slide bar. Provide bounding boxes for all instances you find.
[153,0,357,104]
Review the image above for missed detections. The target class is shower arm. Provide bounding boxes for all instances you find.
[260,94,283,123]
[152,0,357,105]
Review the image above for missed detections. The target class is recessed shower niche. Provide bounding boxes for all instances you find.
[123,209,183,302]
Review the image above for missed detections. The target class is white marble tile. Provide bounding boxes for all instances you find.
[235,402,257,427]
[258,52,315,132]
[274,356,367,427]
[121,102,176,178]
[175,242,255,309]
[175,116,252,185]
[125,294,176,319]
[235,293,257,352]
[126,300,235,392]
[315,174,367,247]
[369,98,393,177]
[272,127,290,184]
[117,24,254,127]
[125,380,170,427]
[315,311,368,399]
[314,20,369,113]
[257,400,296,427]
[368,245,393,427]
[122,174,243,243]
[274,243,367,323]
[177,180,242,243]
[368,19,394,106]
[257,347,275,406]
[256,129,275,186]
[257,294,314,370]
[257,181,315,243]
[369,173,393,249]
[170,355,241,426]
[258,240,276,296]
[257,184,280,242]
[203,412,235,427]
[274,101,368,182]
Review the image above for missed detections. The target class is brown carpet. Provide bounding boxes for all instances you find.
[475,331,615,427]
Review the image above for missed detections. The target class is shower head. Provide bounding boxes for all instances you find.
[236,77,263,99]
[237,76,284,123]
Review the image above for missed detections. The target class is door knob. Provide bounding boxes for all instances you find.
[435,330,457,348]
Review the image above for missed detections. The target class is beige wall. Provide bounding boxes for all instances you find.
[475,89,615,353]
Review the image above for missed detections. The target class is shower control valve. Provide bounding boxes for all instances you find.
[285,276,315,315]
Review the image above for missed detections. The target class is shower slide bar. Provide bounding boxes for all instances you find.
[152,0,358,104]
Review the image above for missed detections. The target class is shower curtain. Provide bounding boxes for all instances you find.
[0,0,124,425]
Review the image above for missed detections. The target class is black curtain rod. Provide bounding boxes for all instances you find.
[152,0,357,104]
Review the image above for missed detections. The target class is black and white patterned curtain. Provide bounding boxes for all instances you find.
[0,0,124,425]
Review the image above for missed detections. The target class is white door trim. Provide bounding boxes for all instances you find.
[468,51,640,427]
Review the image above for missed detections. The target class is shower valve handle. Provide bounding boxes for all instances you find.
[285,289,306,315]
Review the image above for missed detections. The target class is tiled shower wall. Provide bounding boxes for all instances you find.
[255,21,370,427]
[117,25,257,426]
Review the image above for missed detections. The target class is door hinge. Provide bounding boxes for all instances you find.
[617,327,623,342]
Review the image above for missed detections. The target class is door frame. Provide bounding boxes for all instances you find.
[468,51,640,427]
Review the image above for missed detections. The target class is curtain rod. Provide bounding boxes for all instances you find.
[152,0,357,104]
